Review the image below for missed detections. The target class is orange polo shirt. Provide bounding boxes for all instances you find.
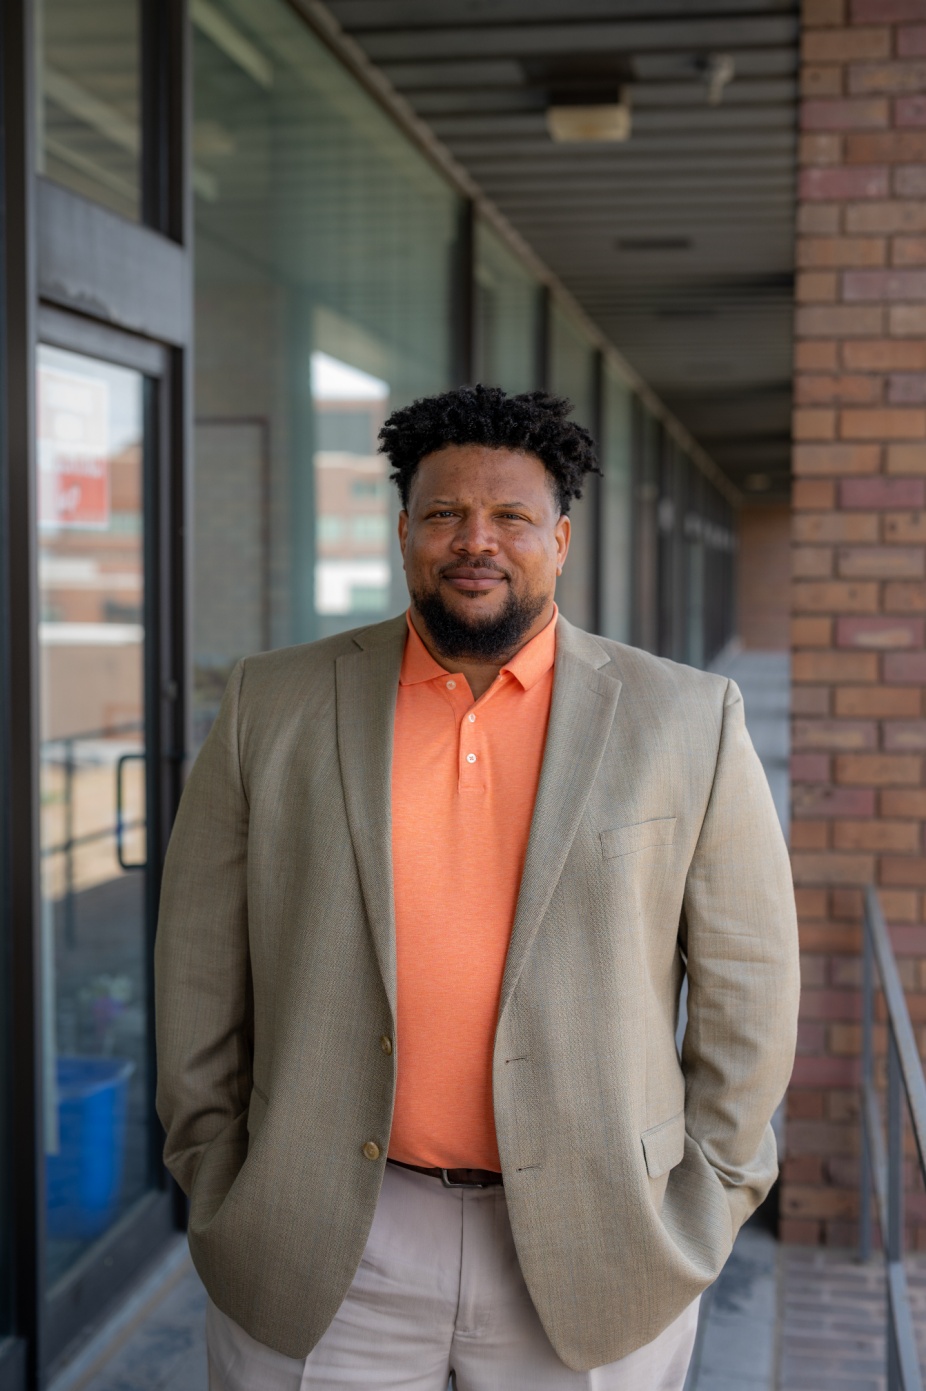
[389,607,557,1171]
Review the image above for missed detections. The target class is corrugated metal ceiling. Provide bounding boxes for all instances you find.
[321,0,800,497]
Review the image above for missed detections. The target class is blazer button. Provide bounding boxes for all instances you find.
[362,1140,381,1161]
[380,1035,393,1055]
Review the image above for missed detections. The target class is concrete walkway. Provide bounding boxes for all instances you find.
[53,1231,926,1391]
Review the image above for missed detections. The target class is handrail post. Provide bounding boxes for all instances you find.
[858,887,926,1391]
[887,1026,903,1391]
[860,908,873,1264]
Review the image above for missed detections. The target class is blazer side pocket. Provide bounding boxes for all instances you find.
[600,817,677,860]
[247,1084,269,1140]
[641,1110,686,1179]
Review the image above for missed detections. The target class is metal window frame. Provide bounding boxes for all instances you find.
[2,0,192,1383]
[451,199,476,388]
[589,349,605,638]
[32,309,182,1374]
[3,2,43,1385]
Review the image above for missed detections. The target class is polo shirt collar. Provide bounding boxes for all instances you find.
[400,606,558,692]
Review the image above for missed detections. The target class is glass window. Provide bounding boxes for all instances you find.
[0,469,9,1346]
[193,0,459,737]
[600,365,633,644]
[683,465,707,670]
[658,437,684,661]
[549,304,596,631]
[35,346,156,1288]
[36,0,142,221]
[632,403,660,653]
[474,221,541,395]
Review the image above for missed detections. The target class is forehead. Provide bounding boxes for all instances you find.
[412,444,554,502]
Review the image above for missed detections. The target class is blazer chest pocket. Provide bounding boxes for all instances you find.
[641,1110,686,1179]
[600,817,677,860]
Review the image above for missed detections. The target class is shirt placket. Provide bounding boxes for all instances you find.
[458,672,511,792]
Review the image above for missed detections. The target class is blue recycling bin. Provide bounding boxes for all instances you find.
[46,1056,135,1242]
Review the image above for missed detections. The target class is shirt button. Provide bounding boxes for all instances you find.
[446,680,456,689]
[380,1035,393,1055]
[468,713,476,723]
[362,1140,381,1161]
[466,753,477,764]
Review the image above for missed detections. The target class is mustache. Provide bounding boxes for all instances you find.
[438,557,511,580]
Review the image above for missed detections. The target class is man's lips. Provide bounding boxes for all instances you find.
[441,567,507,592]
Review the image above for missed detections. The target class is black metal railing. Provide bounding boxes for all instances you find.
[860,884,926,1391]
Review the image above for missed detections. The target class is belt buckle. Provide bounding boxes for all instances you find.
[440,1168,486,1189]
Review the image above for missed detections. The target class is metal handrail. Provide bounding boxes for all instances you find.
[39,720,146,946]
[860,884,926,1390]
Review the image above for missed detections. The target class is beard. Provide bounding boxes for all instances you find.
[410,568,550,663]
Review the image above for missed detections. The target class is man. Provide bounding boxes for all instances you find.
[155,386,799,1390]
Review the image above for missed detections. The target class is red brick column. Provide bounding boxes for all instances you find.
[787,0,926,1247]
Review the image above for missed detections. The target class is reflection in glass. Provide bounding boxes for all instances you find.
[312,353,392,634]
[192,0,460,737]
[550,306,597,630]
[633,406,661,654]
[600,367,633,644]
[685,467,707,670]
[37,0,141,221]
[474,222,541,395]
[36,346,152,1287]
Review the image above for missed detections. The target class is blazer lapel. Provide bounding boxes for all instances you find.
[335,615,406,1019]
[499,618,622,1018]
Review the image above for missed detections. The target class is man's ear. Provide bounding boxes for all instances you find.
[398,510,409,564]
[554,513,571,576]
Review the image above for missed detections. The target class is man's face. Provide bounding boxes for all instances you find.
[398,444,570,662]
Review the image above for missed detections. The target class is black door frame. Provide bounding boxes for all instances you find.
[1,1,192,1385]
[34,309,181,1373]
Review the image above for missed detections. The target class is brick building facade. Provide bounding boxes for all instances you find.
[787,0,926,1245]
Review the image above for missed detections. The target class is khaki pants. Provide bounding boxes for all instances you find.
[207,1161,700,1391]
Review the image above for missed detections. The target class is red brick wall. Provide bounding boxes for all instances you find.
[738,504,792,649]
[787,0,926,1247]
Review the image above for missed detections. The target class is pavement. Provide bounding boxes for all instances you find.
[50,649,926,1391]
[54,1230,926,1391]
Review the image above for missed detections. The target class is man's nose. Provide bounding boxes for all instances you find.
[452,514,499,553]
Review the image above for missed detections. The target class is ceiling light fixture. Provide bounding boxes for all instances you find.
[547,97,631,143]
[522,55,635,144]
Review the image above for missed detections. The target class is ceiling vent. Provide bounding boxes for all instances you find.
[617,237,693,252]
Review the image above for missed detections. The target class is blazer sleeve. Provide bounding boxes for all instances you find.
[154,659,251,1197]
[680,677,800,1237]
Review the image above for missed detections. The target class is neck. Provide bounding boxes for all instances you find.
[409,600,555,701]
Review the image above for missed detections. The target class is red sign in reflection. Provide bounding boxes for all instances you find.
[40,453,110,529]
[38,365,111,530]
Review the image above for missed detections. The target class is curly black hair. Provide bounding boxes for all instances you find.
[377,384,600,516]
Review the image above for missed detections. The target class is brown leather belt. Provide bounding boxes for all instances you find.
[388,1159,503,1189]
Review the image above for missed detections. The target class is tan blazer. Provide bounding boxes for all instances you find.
[155,614,799,1371]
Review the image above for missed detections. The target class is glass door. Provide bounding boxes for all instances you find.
[34,334,176,1362]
